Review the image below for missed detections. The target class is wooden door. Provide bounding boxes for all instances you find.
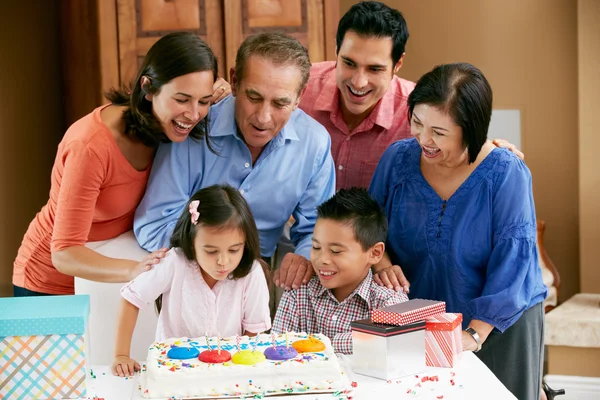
[223,0,339,77]
[116,0,227,86]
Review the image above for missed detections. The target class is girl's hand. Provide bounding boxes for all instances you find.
[130,247,168,280]
[112,355,140,377]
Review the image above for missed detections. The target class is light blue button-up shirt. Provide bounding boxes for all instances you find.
[134,95,336,258]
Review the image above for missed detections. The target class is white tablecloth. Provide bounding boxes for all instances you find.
[76,231,157,366]
[79,352,516,400]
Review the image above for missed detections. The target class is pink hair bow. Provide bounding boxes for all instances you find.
[189,200,200,225]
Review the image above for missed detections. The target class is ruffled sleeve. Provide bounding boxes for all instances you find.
[468,153,547,332]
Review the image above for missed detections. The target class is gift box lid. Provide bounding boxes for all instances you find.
[425,313,463,331]
[0,295,90,337]
[371,299,446,325]
[351,318,425,337]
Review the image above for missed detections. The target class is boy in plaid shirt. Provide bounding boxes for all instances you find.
[272,188,408,354]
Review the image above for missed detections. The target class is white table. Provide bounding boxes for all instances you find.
[79,352,516,400]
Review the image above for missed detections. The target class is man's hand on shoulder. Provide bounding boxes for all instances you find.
[273,253,313,290]
[492,139,524,160]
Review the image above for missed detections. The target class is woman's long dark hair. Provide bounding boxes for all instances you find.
[105,32,218,148]
[155,184,271,313]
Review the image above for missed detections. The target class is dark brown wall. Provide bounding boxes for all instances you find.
[0,3,64,296]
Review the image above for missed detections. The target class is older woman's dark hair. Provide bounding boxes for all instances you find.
[407,63,492,163]
[170,184,260,280]
[106,32,218,148]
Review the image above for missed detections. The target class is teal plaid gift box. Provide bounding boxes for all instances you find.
[0,295,90,400]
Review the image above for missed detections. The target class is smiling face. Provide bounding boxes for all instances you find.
[145,71,215,142]
[231,55,303,151]
[411,103,468,167]
[311,218,383,302]
[193,225,246,288]
[335,31,402,128]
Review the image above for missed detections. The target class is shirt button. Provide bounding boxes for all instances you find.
[244,162,250,168]
[346,137,351,141]
[240,189,245,194]
[338,165,344,170]
[331,315,338,321]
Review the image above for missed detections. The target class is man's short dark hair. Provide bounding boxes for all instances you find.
[336,1,409,66]
[317,187,387,251]
[407,63,493,163]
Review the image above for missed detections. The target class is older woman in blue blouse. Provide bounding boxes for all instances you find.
[369,63,547,400]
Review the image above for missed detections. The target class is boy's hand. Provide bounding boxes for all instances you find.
[112,355,140,377]
[373,265,410,293]
[492,139,524,160]
[274,253,313,290]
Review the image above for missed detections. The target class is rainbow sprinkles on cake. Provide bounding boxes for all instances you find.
[140,332,349,398]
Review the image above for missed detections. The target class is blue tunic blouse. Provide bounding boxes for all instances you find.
[369,139,547,331]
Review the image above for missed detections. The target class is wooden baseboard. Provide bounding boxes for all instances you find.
[548,346,600,377]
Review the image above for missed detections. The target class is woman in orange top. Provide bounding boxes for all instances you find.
[13,32,228,296]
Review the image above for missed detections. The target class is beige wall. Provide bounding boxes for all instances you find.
[578,0,600,294]
[341,0,580,301]
[0,4,64,296]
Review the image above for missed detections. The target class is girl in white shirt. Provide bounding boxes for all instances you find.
[112,184,271,376]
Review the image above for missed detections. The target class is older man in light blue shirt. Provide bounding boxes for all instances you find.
[134,32,335,275]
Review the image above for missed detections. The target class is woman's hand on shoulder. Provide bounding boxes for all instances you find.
[112,355,140,377]
[372,253,410,293]
[130,247,168,281]
[211,77,231,104]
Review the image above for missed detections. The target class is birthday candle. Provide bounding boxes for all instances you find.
[285,332,289,348]
[271,332,276,348]
[205,332,210,350]
[252,336,257,353]
[236,334,241,352]
[217,333,221,355]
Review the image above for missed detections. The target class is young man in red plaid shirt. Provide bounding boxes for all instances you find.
[272,188,408,354]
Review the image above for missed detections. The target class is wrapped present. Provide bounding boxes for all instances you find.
[0,295,90,399]
[371,299,446,326]
[425,313,463,368]
[351,318,426,380]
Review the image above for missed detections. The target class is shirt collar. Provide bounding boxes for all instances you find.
[314,66,341,114]
[311,269,374,304]
[313,66,399,131]
[209,95,299,142]
[368,80,397,131]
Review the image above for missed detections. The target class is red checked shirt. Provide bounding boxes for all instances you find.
[272,270,408,354]
[299,61,416,190]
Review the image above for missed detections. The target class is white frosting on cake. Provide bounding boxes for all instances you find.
[141,332,349,398]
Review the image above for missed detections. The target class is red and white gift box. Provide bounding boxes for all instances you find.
[425,313,463,368]
[371,299,446,326]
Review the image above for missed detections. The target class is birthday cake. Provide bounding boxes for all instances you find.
[140,332,349,399]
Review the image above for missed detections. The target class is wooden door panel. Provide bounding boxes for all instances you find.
[138,0,203,33]
[117,0,225,87]
[246,0,302,28]
[224,0,334,76]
